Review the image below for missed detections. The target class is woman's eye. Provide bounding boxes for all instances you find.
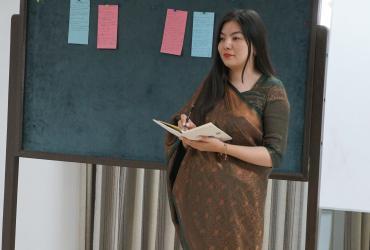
[233,37,241,40]
[219,37,225,41]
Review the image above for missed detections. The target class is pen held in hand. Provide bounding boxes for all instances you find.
[183,104,195,130]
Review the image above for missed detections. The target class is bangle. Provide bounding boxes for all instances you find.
[217,143,228,161]
[223,143,228,160]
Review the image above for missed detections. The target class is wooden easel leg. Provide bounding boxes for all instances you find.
[2,156,19,250]
[306,25,328,250]
[2,14,22,250]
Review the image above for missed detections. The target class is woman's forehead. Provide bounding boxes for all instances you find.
[220,21,242,35]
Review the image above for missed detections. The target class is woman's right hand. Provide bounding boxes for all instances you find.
[178,114,196,148]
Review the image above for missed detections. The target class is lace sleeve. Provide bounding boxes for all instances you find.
[262,84,290,168]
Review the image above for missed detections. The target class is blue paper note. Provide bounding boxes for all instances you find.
[191,12,215,58]
[68,0,90,45]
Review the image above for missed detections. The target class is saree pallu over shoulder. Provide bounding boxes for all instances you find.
[218,84,263,146]
[165,82,273,250]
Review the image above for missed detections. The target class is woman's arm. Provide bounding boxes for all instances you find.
[181,137,272,167]
[224,144,272,167]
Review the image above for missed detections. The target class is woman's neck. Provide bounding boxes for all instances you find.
[229,66,261,86]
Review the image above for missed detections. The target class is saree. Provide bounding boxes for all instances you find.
[165,75,289,250]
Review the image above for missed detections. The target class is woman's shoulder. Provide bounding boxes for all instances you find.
[261,75,285,89]
[260,75,288,102]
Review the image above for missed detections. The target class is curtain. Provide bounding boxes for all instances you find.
[81,164,309,250]
[328,210,370,250]
[344,211,370,250]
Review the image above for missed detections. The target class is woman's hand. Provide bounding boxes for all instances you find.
[178,114,196,149]
[178,114,196,130]
[181,136,224,153]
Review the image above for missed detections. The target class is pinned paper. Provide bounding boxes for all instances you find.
[160,9,188,56]
[97,5,119,49]
[191,12,215,58]
[68,0,90,45]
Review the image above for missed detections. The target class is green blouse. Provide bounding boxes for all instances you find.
[230,75,290,168]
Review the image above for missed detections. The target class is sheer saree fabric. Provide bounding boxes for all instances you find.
[165,75,290,250]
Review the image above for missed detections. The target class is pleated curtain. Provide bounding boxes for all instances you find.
[79,165,370,250]
[329,210,370,250]
[80,165,308,250]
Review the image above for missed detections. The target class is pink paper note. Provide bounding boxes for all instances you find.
[97,5,119,49]
[160,9,188,56]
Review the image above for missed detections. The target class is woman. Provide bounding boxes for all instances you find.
[165,9,290,249]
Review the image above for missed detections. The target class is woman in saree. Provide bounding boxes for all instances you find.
[165,9,290,250]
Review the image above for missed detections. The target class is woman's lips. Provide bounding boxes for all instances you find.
[223,53,233,59]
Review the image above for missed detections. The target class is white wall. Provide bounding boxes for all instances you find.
[15,160,83,250]
[1,1,82,250]
[320,0,370,213]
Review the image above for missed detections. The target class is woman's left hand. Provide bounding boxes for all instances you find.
[180,136,224,153]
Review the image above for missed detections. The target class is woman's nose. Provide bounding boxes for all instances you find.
[223,38,232,49]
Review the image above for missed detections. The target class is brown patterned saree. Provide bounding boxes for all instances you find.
[165,75,289,250]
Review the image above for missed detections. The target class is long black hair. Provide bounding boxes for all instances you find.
[192,9,275,125]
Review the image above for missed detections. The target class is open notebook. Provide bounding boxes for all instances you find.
[153,119,232,141]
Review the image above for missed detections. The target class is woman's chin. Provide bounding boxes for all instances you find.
[224,63,239,71]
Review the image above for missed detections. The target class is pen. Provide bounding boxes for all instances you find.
[183,104,194,130]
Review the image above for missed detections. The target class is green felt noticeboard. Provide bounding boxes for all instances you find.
[21,0,317,177]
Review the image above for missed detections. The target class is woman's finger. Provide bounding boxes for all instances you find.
[180,114,188,126]
[181,137,190,144]
[186,120,196,129]
[178,115,188,130]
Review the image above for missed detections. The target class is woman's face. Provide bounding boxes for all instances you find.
[218,21,254,71]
